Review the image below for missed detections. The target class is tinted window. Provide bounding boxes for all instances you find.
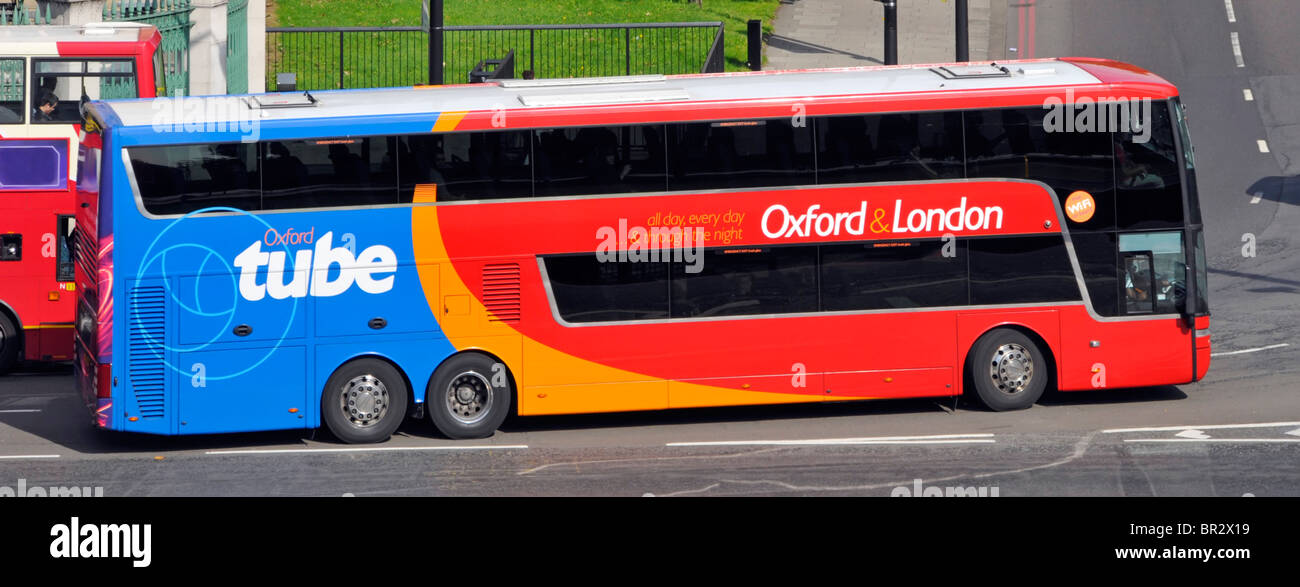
[400,131,532,202]
[131,143,260,214]
[1116,102,1183,229]
[0,58,23,123]
[965,107,1115,231]
[261,137,397,210]
[1173,98,1201,226]
[544,255,668,322]
[821,240,967,310]
[671,247,817,318]
[969,236,1080,304]
[1070,231,1119,316]
[668,119,814,191]
[534,125,666,197]
[817,112,964,184]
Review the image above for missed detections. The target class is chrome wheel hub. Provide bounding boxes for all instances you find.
[446,371,493,425]
[341,374,389,428]
[989,343,1033,395]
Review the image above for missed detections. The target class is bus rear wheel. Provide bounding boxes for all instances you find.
[967,328,1048,411]
[427,353,511,439]
[321,358,409,444]
[0,313,19,375]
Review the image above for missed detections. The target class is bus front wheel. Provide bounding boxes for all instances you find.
[966,328,1048,411]
[427,353,512,439]
[0,313,19,375]
[321,358,409,444]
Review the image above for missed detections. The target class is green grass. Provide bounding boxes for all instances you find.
[266,0,778,89]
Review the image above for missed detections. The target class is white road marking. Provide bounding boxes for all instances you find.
[1286,428,1300,437]
[1230,32,1245,67]
[0,454,61,460]
[1250,192,1263,204]
[205,445,528,455]
[1224,0,1237,22]
[1257,139,1270,153]
[0,409,41,414]
[1103,421,1300,434]
[1211,342,1288,357]
[668,433,994,447]
[1243,88,1253,101]
[1175,429,1211,439]
[1124,438,1300,444]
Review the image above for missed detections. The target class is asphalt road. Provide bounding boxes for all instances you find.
[0,0,1297,496]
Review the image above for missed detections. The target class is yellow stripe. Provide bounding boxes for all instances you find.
[431,111,468,133]
[27,324,75,330]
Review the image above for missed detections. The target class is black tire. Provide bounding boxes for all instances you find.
[427,353,512,439]
[0,313,19,375]
[320,358,409,444]
[966,328,1049,411]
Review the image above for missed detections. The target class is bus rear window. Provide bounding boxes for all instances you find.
[0,139,68,190]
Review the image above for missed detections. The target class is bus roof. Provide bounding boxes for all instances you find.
[0,22,158,55]
[94,57,1179,138]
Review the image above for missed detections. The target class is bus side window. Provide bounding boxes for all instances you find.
[131,143,260,214]
[400,131,532,202]
[1115,102,1183,230]
[816,112,962,185]
[965,107,1115,232]
[667,119,814,192]
[532,125,667,198]
[969,236,1080,305]
[261,137,398,210]
[0,58,24,123]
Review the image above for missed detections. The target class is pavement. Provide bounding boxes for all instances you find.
[766,0,1004,69]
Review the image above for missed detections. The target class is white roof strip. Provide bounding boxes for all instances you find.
[499,74,666,88]
[518,88,690,107]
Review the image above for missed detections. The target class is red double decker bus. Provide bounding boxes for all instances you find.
[0,22,161,372]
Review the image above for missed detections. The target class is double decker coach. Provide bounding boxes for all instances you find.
[74,59,1209,442]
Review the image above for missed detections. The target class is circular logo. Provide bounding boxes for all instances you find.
[1064,191,1096,223]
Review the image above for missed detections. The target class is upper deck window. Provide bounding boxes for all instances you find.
[33,59,137,123]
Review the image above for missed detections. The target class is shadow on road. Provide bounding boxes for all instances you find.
[1037,385,1188,406]
[1245,175,1300,206]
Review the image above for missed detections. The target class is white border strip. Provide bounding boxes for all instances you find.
[0,454,61,460]
[1103,421,1300,434]
[0,409,42,414]
[668,433,994,447]
[206,445,528,455]
[1211,343,1288,357]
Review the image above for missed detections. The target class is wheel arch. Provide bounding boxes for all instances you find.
[322,352,417,420]
[958,321,1060,397]
[426,348,519,417]
[0,298,23,362]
